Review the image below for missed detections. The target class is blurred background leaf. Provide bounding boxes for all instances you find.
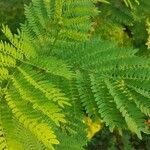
[0,0,30,40]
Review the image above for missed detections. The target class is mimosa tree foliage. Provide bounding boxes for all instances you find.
[0,0,150,149]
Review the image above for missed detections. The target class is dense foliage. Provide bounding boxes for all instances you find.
[0,0,30,40]
[0,0,150,149]
[87,127,150,150]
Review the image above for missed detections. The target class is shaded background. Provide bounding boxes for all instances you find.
[0,0,30,39]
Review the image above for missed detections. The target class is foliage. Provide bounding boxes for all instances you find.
[0,0,97,149]
[96,0,150,52]
[146,18,150,49]
[87,127,150,150]
[0,0,30,40]
[0,0,150,149]
[0,0,30,28]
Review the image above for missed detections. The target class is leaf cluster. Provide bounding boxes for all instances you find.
[0,0,150,149]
